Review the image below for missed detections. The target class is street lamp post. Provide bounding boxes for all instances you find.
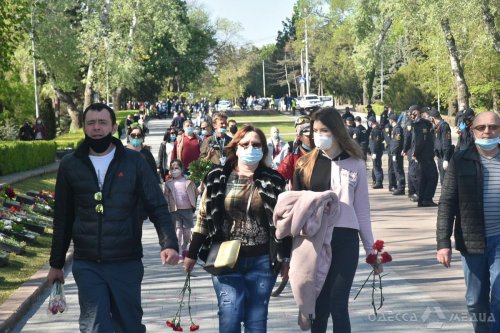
[31,1,40,119]
[304,17,310,95]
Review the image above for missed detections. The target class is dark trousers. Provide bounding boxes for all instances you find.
[387,153,397,189]
[394,154,406,191]
[417,159,438,203]
[312,228,359,333]
[408,158,420,196]
[371,154,383,185]
[436,157,446,185]
[72,259,146,333]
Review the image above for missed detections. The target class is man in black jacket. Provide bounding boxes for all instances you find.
[428,107,453,184]
[47,103,179,333]
[368,116,384,189]
[389,114,405,195]
[437,111,500,333]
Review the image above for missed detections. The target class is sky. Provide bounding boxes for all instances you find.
[196,0,296,47]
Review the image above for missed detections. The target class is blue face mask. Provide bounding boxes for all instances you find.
[218,128,227,135]
[201,130,208,136]
[237,147,263,165]
[475,137,500,151]
[130,138,143,147]
[301,142,311,151]
[170,134,176,141]
[273,132,280,140]
[185,127,194,135]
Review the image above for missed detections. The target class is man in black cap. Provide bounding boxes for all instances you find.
[428,107,453,184]
[354,116,369,161]
[383,114,396,191]
[366,104,376,130]
[456,108,475,151]
[342,106,354,121]
[368,116,384,188]
[403,108,419,201]
[345,115,357,138]
[408,105,438,207]
[389,113,406,195]
[380,105,389,129]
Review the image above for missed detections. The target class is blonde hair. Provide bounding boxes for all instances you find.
[297,108,363,188]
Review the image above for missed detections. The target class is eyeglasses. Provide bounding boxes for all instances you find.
[130,133,143,138]
[201,127,207,130]
[473,124,499,132]
[239,142,262,149]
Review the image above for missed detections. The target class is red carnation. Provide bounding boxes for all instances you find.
[190,324,200,331]
[380,252,393,264]
[366,253,377,265]
[166,320,175,328]
[372,240,384,252]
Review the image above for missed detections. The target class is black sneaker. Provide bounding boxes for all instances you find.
[372,184,383,189]
[392,189,405,195]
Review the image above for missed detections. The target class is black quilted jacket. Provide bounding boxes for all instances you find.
[437,145,486,254]
[49,137,178,269]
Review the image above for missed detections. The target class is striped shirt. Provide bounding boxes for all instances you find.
[481,152,500,237]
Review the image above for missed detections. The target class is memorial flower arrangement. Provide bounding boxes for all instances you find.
[0,185,16,200]
[354,240,393,316]
[166,272,199,331]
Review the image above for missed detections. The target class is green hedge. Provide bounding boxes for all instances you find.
[0,141,57,176]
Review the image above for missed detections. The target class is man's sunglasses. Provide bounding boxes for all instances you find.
[130,133,143,138]
[473,125,499,132]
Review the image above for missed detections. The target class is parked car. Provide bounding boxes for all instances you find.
[296,94,322,115]
[217,100,232,111]
[320,95,334,107]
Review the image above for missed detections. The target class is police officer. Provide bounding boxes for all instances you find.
[345,115,356,138]
[342,106,354,121]
[409,106,438,207]
[428,107,453,185]
[366,104,376,134]
[354,116,369,161]
[389,114,406,195]
[380,105,389,129]
[383,116,396,191]
[403,109,419,202]
[368,116,384,188]
[455,108,475,151]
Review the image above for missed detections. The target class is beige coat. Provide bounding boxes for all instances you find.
[273,190,339,328]
[163,178,197,212]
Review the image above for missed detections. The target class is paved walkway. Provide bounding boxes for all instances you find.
[9,115,472,332]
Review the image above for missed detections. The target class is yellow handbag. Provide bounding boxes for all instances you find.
[203,239,241,275]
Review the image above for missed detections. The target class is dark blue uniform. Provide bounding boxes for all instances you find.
[383,122,396,190]
[354,124,369,160]
[390,123,405,193]
[411,118,438,206]
[433,119,453,184]
[403,118,419,199]
[380,110,389,129]
[369,124,384,187]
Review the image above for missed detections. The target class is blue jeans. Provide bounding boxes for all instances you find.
[461,234,500,333]
[72,259,145,333]
[211,255,277,333]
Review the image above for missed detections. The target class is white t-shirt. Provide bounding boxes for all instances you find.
[89,147,116,190]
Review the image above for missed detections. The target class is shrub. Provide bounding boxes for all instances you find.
[0,118,19,140]
[0,141,56,176]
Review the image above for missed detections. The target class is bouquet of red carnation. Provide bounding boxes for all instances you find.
[47,281,67,315]
[0,185,16,200]
[166,272,199,331]
[354,240,393,316]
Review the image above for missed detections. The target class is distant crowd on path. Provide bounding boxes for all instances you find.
[45,101,499,333]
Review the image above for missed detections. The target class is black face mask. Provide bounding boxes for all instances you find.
[229,126,237,135]
[85,132,113,153]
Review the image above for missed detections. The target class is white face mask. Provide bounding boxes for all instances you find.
[314,133,334,151]
[171,169,182,178]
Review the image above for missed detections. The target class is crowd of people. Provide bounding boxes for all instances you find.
[45,102,499,333]
[19,117,47,141]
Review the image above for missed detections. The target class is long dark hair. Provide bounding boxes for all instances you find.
[224,125,268,169]
[297,108,363,188]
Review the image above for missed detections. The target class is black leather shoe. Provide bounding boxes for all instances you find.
[410,194,419,202]
[389,187,396,192]
[392,189,405,195]
[419,201,438,207]
[372,184,383,189]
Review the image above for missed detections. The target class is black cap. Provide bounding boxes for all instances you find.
[389,114,397,121]
[463,108,475,119]
[355,116,362,122]
[368,116,376,122]
[345,115,354,121]
[428,107,440,118]
[408,105,420,112]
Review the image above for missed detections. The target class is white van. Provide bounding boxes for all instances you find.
[320,96,334,107]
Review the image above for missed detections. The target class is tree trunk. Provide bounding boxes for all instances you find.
[366,68,376,104]
[54,89,80,130]
[493,90,500,114]
[363,79,369,105]
[83,58,95,111]
[480,0,500,54]
[441,18,470,111]
[113,87,123,111]
[366,18,392,104]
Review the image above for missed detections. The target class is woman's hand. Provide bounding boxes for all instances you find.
[372,262,384,275]
[183,257,196,273]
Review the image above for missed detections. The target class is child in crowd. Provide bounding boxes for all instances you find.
[163,159,198,263]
